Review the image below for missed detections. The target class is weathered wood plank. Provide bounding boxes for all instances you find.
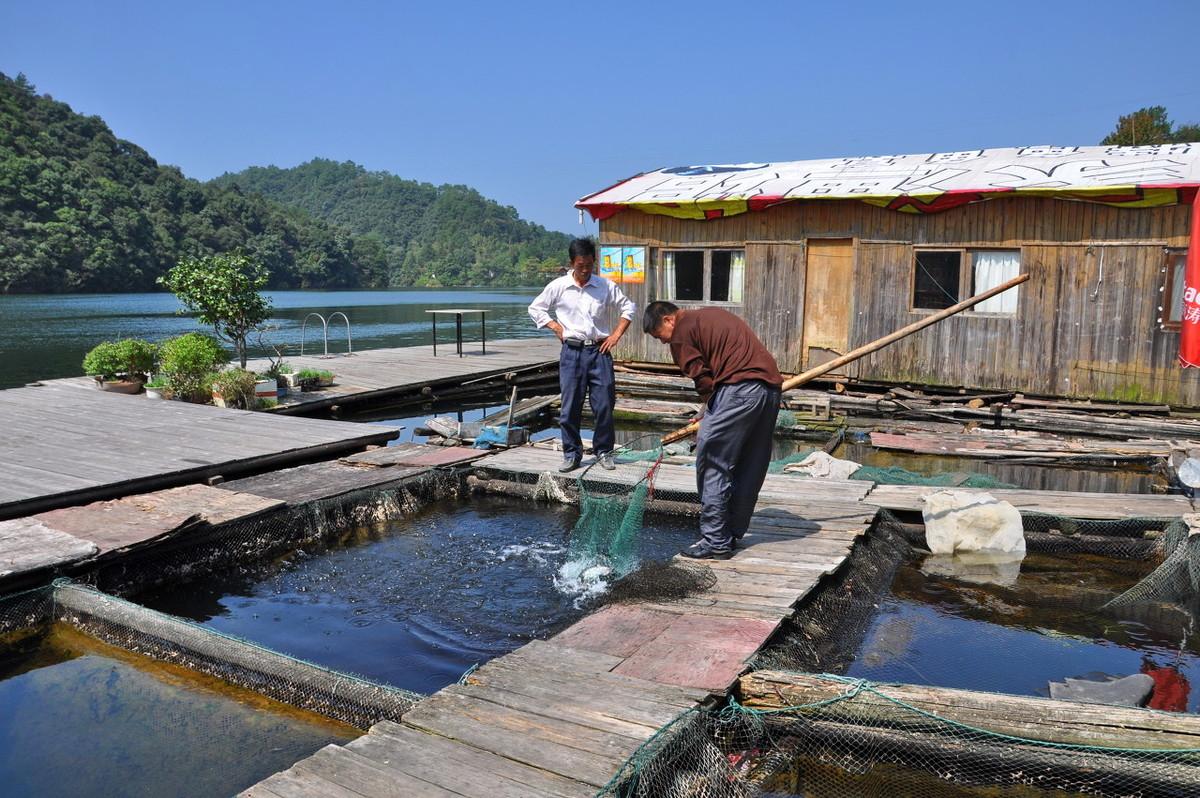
[354,721,594,798]
[612,614,778,691]
[0,517,98,577]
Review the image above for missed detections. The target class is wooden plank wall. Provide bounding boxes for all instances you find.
[601,197,1197,404]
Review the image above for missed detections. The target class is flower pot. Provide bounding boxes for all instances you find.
[254,378,278,401]
[96,377,143,394]
[212,391,230,408]
[145,387,166,400]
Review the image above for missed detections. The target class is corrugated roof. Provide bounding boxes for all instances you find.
[576,144,1200,220]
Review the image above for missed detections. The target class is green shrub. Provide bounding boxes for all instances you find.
[82,338,159,380]
[211,368,258,409]
[144,375,168,389]
[160,333,229,402]
[82,341,124,380]
[295,368,334,381]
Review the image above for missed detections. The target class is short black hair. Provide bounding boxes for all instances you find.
[568,238,596,261]
[642,301,679,334]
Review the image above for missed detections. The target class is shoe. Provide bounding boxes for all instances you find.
[679,541,733,560]
[597,452,616,470]
[558,457,581,473]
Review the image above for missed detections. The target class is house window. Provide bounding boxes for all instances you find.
[913,251,961,310]
[912,248,1021,314]
[1163,249,1188,328]
[661,249,745,303]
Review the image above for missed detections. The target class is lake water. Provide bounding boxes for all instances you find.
[0,289,541,389]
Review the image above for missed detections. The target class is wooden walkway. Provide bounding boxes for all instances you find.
[245,337,562,415]
[0,382,400,521]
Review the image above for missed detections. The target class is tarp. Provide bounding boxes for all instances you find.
[576,144,1200,220]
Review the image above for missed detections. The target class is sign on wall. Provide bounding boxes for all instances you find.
[599,245,646,284]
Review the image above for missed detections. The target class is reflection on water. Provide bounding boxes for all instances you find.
[0,288,540,388]
[0,626,355,798]
[137,496,696,694]
[846,549,1200,712]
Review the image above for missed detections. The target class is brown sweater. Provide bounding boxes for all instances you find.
[669,307,783,401]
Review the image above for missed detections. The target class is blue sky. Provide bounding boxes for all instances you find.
[3,1,1199,234]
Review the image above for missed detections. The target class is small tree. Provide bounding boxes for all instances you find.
[159,253,272,368]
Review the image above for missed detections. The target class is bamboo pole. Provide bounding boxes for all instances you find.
[660,273,1030,445]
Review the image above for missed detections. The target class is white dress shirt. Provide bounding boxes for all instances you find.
[528,274,636,341]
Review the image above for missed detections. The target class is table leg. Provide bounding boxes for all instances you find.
[431,315,437,356]
[481,314,486,354]
[456,313,463,358]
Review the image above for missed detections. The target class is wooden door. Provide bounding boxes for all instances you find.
[802,239,855,368]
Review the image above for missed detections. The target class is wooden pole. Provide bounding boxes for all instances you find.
[660,273,1029,445]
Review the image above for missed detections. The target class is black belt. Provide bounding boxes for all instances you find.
[564,338,601,349]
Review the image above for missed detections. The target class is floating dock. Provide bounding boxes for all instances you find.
[0,382,400,521]
[247,337,562,415]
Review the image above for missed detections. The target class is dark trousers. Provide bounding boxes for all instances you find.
[559,343,615,460]
[695,381,781,551]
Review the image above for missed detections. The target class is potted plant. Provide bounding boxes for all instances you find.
[82,338,159,393]
[211,368,258,409]
[144,375,169,400]
[254,373,278,401]
[159,333,230,403]
[295,368,335,391]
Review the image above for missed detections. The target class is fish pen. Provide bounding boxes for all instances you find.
[592,509,1200,797]
[0,581,415,798]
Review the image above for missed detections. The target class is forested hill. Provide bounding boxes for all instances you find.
[209,159,569,286]
[0,72,396,293]
[0,72,568,293]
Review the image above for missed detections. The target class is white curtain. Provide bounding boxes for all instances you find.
[728,250,745,303]
[660,251,676,300]
[971,250,1020,313]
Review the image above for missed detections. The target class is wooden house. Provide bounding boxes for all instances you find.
[576,145,1200,406]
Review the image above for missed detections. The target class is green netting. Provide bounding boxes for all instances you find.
[596,675,1200,797]
[1105,518,1200,614]
[568,442,664,578]
[848,464,1017,489]
[766,450,1015,488]
[767,450,817,473]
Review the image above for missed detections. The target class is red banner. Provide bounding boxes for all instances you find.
[1180,196,1200,368]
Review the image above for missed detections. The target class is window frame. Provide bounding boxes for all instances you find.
[909,246,1022,317]
[657,247,746,306]
[1161,248,1188,331]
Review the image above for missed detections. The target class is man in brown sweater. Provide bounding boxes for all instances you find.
[643,301,783,559]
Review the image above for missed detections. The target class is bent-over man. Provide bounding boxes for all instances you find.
[529,239,635,472]
[643,301,782,559]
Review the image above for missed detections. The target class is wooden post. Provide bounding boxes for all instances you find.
[661,273,1029,445]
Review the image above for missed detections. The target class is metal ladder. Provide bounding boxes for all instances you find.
[300,312,353,357]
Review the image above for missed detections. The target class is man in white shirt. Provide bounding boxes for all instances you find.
[528,239,636,472]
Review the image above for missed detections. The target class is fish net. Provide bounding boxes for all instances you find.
[596,676,1200,798]
[567,434,667,579]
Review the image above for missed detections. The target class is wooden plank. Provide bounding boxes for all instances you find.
[344,445,488,468]
[292,745,463,798]
[218,462,426,504]
[353,721,593,798]
[550,605,677,658]
[0,517,98,577]
[401,692,637,788]
[33,485,284,555]
[612,614,778,691]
